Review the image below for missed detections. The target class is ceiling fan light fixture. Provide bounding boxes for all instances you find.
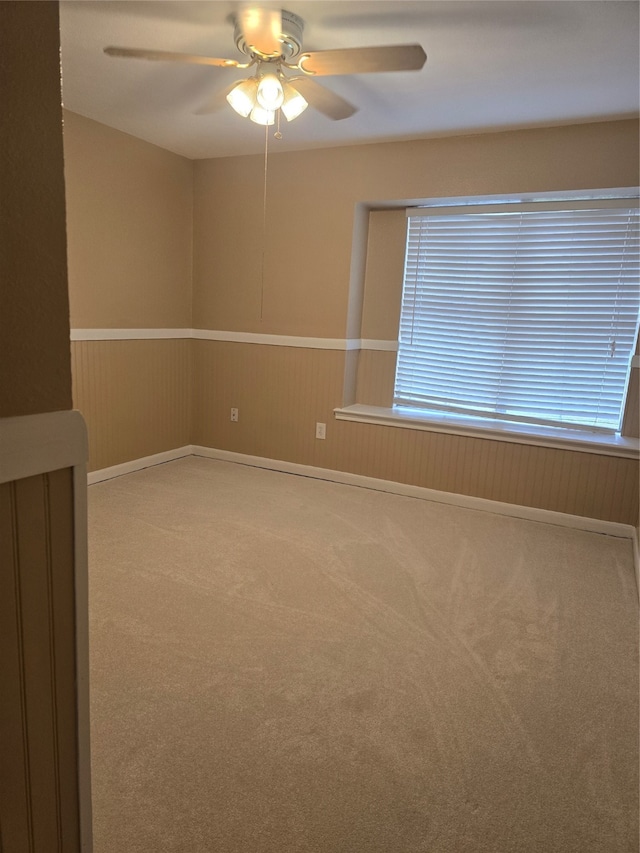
[249,104,276,126]
[256,73,284,110]
[104,11,427,133]
[281,80,308,121]
[226,77,259,118]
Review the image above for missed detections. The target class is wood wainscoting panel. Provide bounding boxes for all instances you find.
[0,469,80,852]
[192,339,345,468]
[327,419,639,526]
[192,339,639,525]
[72,338,191,472]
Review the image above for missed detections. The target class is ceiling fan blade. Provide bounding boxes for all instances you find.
[104,46,242,69]
[194,81,239,115]
[192,88,231,116]
[237,7,282,56]
[296,44,427,77]
[290,77,357,121]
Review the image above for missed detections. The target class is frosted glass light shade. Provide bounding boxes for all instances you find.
[281,81,308,121]
[249,105,275,125]
[226,71,307,126]
[256,73,284,110]
[226,78,259,117]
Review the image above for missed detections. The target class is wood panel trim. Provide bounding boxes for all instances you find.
[70,328,396,351]
[0,411,88,484]
[70,329,191,341]
[194,330,359,349]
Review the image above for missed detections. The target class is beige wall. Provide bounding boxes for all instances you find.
[67,115,640,524]
[1,3,83,850]
[64,112,194,467]
[63,111,193,329]
[188,119,639,524]
[193,120,639,337]
[360,209,406,343]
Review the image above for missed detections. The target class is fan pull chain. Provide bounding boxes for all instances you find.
[260,122,269,321]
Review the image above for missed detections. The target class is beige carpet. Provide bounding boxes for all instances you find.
[88,456,638,852]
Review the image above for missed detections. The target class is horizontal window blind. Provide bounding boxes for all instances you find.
[395,202,640,432]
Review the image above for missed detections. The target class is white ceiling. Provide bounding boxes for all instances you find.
[59,1,640,160]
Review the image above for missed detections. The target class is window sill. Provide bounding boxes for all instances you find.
[334,404,640,459]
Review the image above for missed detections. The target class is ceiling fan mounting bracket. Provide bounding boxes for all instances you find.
[295,55,316,76]
[233,9,304,61]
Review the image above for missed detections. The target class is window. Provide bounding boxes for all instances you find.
[395,198,640,434]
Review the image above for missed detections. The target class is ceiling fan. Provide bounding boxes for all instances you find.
[104,7,427,126]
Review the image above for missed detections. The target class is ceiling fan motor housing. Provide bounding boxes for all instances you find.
[234,9,304,60]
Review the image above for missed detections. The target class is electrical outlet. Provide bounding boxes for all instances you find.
[315,422,326,439]
[230,408,239,422]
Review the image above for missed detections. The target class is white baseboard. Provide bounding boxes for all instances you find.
[87,446,192,484]
[88,444,636,541]
[191,446,636,541]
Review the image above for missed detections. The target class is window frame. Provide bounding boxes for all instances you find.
[335,188,640,458]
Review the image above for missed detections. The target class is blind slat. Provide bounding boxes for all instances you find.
[395,203,640,432]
